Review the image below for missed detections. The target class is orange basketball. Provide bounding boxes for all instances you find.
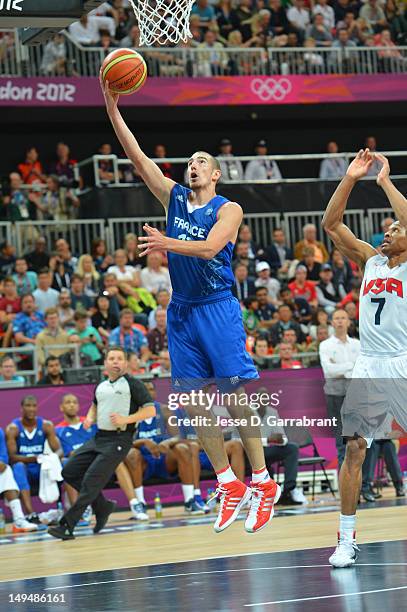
[101,49,147,95]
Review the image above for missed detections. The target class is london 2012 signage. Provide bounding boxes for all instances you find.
[0,0,24,11]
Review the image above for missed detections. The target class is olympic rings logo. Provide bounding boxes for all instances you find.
[250,78,292,102]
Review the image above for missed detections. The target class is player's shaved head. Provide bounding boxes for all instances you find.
[191,151,221,172]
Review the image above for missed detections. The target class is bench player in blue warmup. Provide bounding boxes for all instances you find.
[102,80,281,533]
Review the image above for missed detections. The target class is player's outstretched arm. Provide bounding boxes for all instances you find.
[322,149,377,268]
[138,203,243,259]
[376,153,407,227]
[100,78,175,209]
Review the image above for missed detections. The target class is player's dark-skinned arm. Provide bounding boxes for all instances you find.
[43,421,63,458]
[376,153,407,227]
[322,149,377,269]
[138,204,243,260]
[100,78,175,209]
[6,425,37,464]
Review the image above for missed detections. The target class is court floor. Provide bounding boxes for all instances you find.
[0,496,406,612]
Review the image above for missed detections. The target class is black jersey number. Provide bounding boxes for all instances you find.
[371,297,386,325]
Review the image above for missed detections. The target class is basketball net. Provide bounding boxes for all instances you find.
[128,0,194,46]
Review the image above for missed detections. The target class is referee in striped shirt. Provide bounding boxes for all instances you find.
[49,346,155,540]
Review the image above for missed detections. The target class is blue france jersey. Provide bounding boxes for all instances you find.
[166,184,235,299]
[12,417,45,456]
[136,402,167,454]
[56,422,97,457]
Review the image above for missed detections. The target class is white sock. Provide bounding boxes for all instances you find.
[339,513,356,542]
[194,488,201,497]
[182,484,195,503]
[252,466,270,484]
[129,497,138,507]
[9,499,24,522]
[216,465,237,484]
[134,487,146,505]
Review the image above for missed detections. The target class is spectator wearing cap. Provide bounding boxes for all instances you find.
[288,266,318,308]
[218,138,244,182]
[244,140,282,181]
[255,262,280,305]
[0,242,16,278]
[232,263,256,302]
[269,304,305,347]
[109,308,151,361]
[294,223,329,263]
[319,141,347,180]
[255,286,277,331]
[316,264,342,313]
[298,246,322,283]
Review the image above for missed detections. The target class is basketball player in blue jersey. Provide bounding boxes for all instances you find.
[102,80,280,533]
[6,395,62,525]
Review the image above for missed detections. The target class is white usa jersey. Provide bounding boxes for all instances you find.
[359,254,407,357]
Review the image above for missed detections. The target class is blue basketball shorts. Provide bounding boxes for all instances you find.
[167,290,259,391]
[142,453,169,480]
[199,450,213,471]
[12,462,41,491]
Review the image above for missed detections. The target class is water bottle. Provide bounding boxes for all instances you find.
[56,502,64,521]
[206,488,217,512]
[154,493,162,519]
[0,508,5,534]
[403,471,407,486]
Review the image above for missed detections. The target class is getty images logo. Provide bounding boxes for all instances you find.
[0,0,23,10]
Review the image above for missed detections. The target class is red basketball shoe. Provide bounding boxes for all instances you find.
[245,479,281,533]
[213,479,252,533]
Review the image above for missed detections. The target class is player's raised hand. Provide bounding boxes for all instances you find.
[346,148,374,181]
[99,69,119,114]
[375,153,391,186]
[138,224,169,257]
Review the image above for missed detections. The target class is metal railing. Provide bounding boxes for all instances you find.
[14,219,106,256]
[2,28,407,77]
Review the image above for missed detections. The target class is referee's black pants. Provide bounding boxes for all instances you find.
[61,431,132,530]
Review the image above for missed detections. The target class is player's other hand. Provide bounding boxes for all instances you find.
[346,148,374,181]
[375,153,390,186]
[99,71,119,114]
[138,224,169,257]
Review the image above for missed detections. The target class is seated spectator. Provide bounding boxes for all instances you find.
[343,301,359,338]
[313,0,335,30]
[36,308,70,367]
[109,308,150,361]
[287,0,310,43]
[3,173,37,221]
[55,238,77,270]
[91,238,114,274]
[334,0,354,24]
[40,33,67,76]
[153,144,174,180]
[0,426,36,532]
[124,233,140,269]
[97,143,115,184]
[91,294,119,342]
[261,227,293,278]
[307,324,331,358]
[238,224,259,260]
[319,141,347,180]
[6,395,61,523]
[108,249,140,286]
[233,242,257,279]
[57,288,75,330]
[364,135,383,177]
[76,254,100,298]
[339,278,361,319]
[336,11,362,43]
[120,283,156,328]
[151,349,171,375]
[13,294,46,347]
[0,356,25,386]
[242,296,260,336]
[37,355,66,386]
[269,304,305,347]
[359,0,387,32]
[255,286,277,331]
[254,262,280,305]
[303,37,325,72]
[69,13,116,46]
[102,273,127,317]
[120,24,140,48]
[32,268,59,313]
[288,265,318,308]
[244,140,282,181]
[306,13,333,46]
[316,264,342,313]
[274,328,306,354]
[371,216,394,248]
[191,0,217,29]
[384,0,407,45]
[49,253,73,292]
[294,223,329,263]
[12,258,37,296]
[25,237,50,274]
[330,247,354,296]
[216,0,240,39]
[0,276,21,326]
[35,175,79,221]
[269,0,290,36]
[252,337,272,370]
[218,138,244,181]
[140,253,171,296]
[274,342,303,369]
[232,263,256,302]
[148,289,171,329]
[331,28,357,72]
[48,142,77,185]
[299,246,322,282]
[279,286,312,324]
[0,241,16,277]
[98,30,117,51]
[147,309,168,358]
[70,274,94,312]
[309,307,334,340]
[127,352,147,376]
[17,147,46,186]
[197,29,228,76]
[68,311,104,365]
